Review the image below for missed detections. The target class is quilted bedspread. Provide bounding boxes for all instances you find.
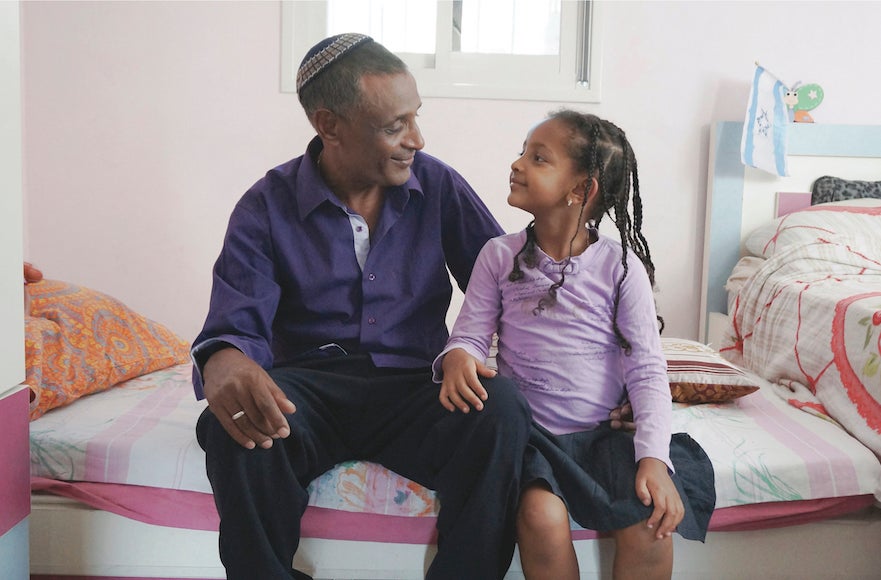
[723,234,881,457]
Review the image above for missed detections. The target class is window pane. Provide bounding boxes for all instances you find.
[284,0,602,102]
[456,0,560,55]
[326,0,436,54]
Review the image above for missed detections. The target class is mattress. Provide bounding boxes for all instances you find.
[29,362,881,542]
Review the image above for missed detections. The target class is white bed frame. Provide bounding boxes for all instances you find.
[699,121,881,346]
[28,494,881,579]
[30,121,881,579]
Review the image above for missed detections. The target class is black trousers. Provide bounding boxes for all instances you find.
[196,355,531,579]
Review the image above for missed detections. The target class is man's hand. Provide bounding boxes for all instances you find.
[609,400,635,431]
[438,348,496,413]
[203,348,296,449]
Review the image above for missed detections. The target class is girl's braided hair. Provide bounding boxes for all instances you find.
[508,110,663,354]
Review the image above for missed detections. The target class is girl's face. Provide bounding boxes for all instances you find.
[508,118,585,216]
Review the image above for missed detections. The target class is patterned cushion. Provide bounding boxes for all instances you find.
[25,279,190,420]
[811,175,881,205]
[662,338,760,403]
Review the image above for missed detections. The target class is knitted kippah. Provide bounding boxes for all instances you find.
[296,33,374,93]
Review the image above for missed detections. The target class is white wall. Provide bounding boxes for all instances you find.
[21,1,881,342]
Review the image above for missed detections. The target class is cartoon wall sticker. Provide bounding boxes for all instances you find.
[783,82,824,123]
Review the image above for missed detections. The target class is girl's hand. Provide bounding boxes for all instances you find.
[635,457,684,540]
[438,348,496,413]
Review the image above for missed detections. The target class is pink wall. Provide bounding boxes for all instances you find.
[21,1,881,341]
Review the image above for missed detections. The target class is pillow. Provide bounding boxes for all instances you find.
[744,199,881,258]
[25,279,190,420]
[724,255,764,314]
[662,338,759,403]
[811,175,881,205]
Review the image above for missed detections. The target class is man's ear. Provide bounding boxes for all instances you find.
[313,109,340,144]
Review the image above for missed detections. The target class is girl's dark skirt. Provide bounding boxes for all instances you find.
[523,421,716,541]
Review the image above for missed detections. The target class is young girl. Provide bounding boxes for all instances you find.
[433,111,715,579]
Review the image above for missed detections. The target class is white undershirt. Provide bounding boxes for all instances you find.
[346,211,370,271]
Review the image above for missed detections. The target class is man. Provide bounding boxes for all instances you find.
[192,34,532,579]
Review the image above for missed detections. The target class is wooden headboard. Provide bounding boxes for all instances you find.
[699,121,881,344]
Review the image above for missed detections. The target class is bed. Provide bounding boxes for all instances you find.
[702,121,881,459]
[27,122,881,579]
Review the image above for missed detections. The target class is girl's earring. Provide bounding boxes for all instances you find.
[567,198,573,207]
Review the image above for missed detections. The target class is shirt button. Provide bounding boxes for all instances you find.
[356,226,363,232]
[368,273,376,281]
[368,317,376,325]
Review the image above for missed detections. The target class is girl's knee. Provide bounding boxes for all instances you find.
[613,522,673,569]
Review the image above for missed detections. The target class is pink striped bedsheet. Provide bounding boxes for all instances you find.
[29,362,881,538]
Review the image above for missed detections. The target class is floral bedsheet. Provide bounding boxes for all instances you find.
[723,235,881,458]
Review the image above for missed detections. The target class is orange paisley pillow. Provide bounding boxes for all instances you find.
[25,279,190,420]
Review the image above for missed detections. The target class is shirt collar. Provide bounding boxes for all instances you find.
[296,136,425,221]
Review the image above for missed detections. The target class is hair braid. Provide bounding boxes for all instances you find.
[510,110,664,353]
[508,221,539,282]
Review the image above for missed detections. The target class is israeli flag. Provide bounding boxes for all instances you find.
[741,65,789,176]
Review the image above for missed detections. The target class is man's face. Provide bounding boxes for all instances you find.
[335,72,425,189]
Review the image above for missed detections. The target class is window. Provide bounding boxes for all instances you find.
[281,0,603,102]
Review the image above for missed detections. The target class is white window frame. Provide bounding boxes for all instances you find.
[280,0,604,103]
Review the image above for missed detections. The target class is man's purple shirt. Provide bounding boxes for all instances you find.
[191,137,503,398]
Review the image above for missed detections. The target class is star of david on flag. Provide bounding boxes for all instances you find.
[741,64,789,176]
